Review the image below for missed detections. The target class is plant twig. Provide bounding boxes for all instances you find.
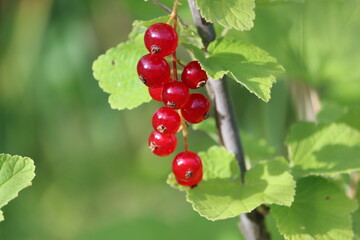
[149,0,188,26]
[187,0,270,239]
[169,0,189,151]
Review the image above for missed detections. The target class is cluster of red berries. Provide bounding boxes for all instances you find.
[137,23,210,187]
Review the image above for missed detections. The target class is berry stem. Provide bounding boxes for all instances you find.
[169,0,189,152]
[179,112,189,151]
[150,0,188,26]
[176,59,186,67]
[170,0,180,81]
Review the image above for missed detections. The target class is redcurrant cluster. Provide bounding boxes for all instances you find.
[137,23,210,187]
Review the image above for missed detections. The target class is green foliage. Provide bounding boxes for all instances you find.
[255,0,304,7]
[184,38,284,102]
[92,35,151,110]
[0,154,35,221]
[353,183,360,240]
[92,16,203,111]
[130,16,203,48]
[168,146,295,220]
[317,102,346,123]
[192,117,218,142]
[287,122,360,177]
[195,0,255,31]
[128,16,169,40]
[272,176,358,240]
[193,117,275,162]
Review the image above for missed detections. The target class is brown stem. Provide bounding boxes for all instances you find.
[180,113,189,151]
[169,0,188,151]
[187,0,270,239]
[149,0,188,26]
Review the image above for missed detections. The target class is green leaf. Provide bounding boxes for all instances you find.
[178,25,204,49]
[265,212,285,240]
[195,0,255,31]
[317,102,346,123]
[241,131,276,162]
[193,118,275,162]
[255,0,304,7]
[92,35,151,110]
[287,122,360,177]
[353,183,360,240]
[184,38,284,102]
[93,17,204,110]
[129,16,203,49]
[272,176,358,240]
[317,103,360,132]
[0,154,35,221]
[192,117,218,142]
[128,16,169,40]
[168,146,295,220]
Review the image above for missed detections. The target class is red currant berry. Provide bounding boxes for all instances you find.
[162,81,189,109]
[148,130,177,157]
[172,151,203,187]
[181,93,210,124]
[181,61,208,89]
[144,23,178,57]
[152,107,181,135]
[137,54,170,88]
[148,86,163,102]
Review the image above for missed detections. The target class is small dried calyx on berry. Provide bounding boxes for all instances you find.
[167,101,177,108]
[185,170,193,179]
[139,75,147,84]
[151,45,161,54]
[149,142,157,152]
[156,125,167,133]
[196,80,207,88]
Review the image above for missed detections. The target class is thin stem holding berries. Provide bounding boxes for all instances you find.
[169,0,190,152]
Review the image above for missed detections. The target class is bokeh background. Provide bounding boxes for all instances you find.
[0,0,359,239]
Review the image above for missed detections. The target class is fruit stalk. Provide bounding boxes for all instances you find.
[169,0,189,151]
[187,0,270,239]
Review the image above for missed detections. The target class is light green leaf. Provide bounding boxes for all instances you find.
[241,131,276,162]
[93,17,203,110]
[196,0,255,31]
[192,117,218,142]
[129,16,203,49]
[317,103,360,132]
[128,16,169,40]
[0,154,35,221]
[353,183,360,240]
[193,118,275,161]
[255,0,304,7]
[168,146,295,220]
[92,35,151,110]
[178,25,204,49]
[265,212,286,240]
[272,176,358,240]
[184,38,284,102]
[317,102,346,123]
[287,122,360,177]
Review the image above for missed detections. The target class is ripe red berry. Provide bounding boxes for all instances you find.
[148,86,163,101]
[181,61,208,89]
[137,54,170,88]
[148,130,177,157]
[152,107,181,135]
[162,81,190,109]
[144,23,178,57]
[181,93,210,124]
[172,151,203,187]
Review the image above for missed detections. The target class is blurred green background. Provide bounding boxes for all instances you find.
[0,0,359,239]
